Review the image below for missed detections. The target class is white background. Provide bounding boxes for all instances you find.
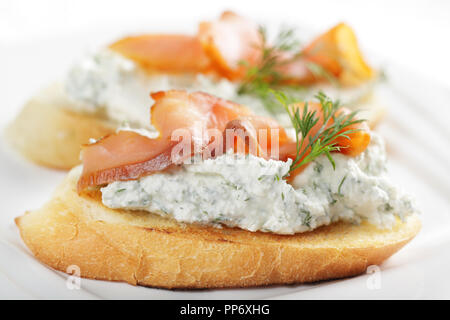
[1,0,450,89]
[1,0,450,299]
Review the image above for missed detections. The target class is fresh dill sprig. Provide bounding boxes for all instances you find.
[238,26,340,115]
[304,61,339,87]
[272,90,365,173]
[237,26,303,114]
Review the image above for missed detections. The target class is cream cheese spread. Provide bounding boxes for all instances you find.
[64,49,375,129]
[101,132,416,234]
[64,49,244,128]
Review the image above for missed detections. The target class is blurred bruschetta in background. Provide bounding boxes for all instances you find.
[6,11,384,169]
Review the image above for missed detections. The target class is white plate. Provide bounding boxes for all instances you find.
[1,29,450,299]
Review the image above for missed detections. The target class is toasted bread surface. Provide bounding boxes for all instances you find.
[15,167,420,289]
[5,84,116,169]
[6,83,385,170]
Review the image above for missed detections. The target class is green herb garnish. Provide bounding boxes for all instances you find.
[237,26,340,115]
[237,26,304,114]
[337,175,347,196]
[272,90,365,174]
[305,61,339,87]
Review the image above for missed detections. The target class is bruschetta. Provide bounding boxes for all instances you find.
[16,90,419,289]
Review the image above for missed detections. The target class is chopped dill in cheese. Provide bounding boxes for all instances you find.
[101,133,417,234]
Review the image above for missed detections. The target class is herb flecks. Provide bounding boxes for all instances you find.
[300,209,312,227]
[337,175,347,196]
[273,90,365,174]
[313,162,324,174]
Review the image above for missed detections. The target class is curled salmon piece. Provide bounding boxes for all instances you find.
[77,132,177,192]
[78,90,289,192]
[109,35,212,73]
[151,91,288,159]
[332,108,371,156]
[198,11,262,80]
[279,102,371,179]
[150,90,251,138]
[198,14,373,86]
[222,115,290,158]
[281,23,374,86]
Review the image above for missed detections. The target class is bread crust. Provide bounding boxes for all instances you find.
[5,84,116,169]
[15,167,420,289]
[6,83,385,170]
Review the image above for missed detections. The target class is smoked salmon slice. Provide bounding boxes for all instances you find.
[78,91,370,191]
[109,35,212,73]
[78,90,288,192]
[77,131,177,192]
[108,12,373,86]
[279,23,374,86]
[197,12,373,86]
[198,11,262,80]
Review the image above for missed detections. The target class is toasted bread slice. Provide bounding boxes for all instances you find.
[6,83,386,170]
[5,84,116,170]
[15,167,420,289]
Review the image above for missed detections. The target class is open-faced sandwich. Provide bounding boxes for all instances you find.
[16,89,419,289]
[6,11,383,169]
